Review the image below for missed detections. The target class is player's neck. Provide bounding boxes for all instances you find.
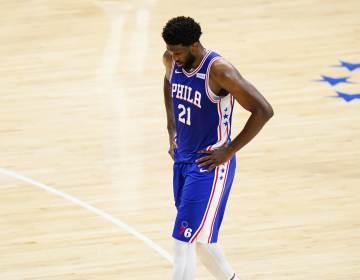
[189,45,207,71]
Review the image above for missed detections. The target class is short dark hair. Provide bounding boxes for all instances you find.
[162,16,202,46]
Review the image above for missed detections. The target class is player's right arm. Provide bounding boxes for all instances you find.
[163,51,176,159]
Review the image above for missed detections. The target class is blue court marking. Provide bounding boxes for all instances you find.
[332,61,360,72]
[330,91,360,102]
[315,75,354,86]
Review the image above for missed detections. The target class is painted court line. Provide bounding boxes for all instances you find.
[0,167,173,264]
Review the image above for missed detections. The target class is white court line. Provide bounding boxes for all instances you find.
[0,167,173,264]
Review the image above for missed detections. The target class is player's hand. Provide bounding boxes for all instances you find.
[196,143,233,172]
[168,133,177,160]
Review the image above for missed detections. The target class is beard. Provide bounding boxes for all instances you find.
[182,52,196,71]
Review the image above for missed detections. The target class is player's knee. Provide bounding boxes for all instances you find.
[174,239,195,255]
[196,241,211,259]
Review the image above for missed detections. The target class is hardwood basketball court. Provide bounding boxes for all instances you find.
[0,0,359,279]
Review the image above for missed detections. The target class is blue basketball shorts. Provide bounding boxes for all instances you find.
[172,155,236,243]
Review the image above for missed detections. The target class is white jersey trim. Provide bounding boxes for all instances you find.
[205,56,222,103]
[207,94,233,151]
[204,55,234,151]
[190,161,230,243]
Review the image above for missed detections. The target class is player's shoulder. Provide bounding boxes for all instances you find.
[162,50,173,67]
[209,56,240,81]
[209,56,238,79]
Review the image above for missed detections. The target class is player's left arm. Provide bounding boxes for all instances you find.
[197,58,274,171]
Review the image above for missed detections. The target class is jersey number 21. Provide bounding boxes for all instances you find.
[178,104,191,126]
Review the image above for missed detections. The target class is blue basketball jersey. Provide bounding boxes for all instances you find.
[170,50,235,163]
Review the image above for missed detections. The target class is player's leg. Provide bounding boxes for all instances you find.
[197,242,241,280]
[172,162,199,279]
[172,239,196,280]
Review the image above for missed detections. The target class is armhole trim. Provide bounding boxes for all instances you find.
[205,56,222,103]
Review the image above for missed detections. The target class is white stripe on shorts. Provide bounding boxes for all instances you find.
[190,161,230,243]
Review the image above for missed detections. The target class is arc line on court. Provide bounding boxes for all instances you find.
[0,167,173,264]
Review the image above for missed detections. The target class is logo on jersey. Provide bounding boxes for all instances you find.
[171,83,202,108]
[196,73,206,79]
[179,221,193,238]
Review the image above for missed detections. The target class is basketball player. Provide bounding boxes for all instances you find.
[162,16,274,280]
